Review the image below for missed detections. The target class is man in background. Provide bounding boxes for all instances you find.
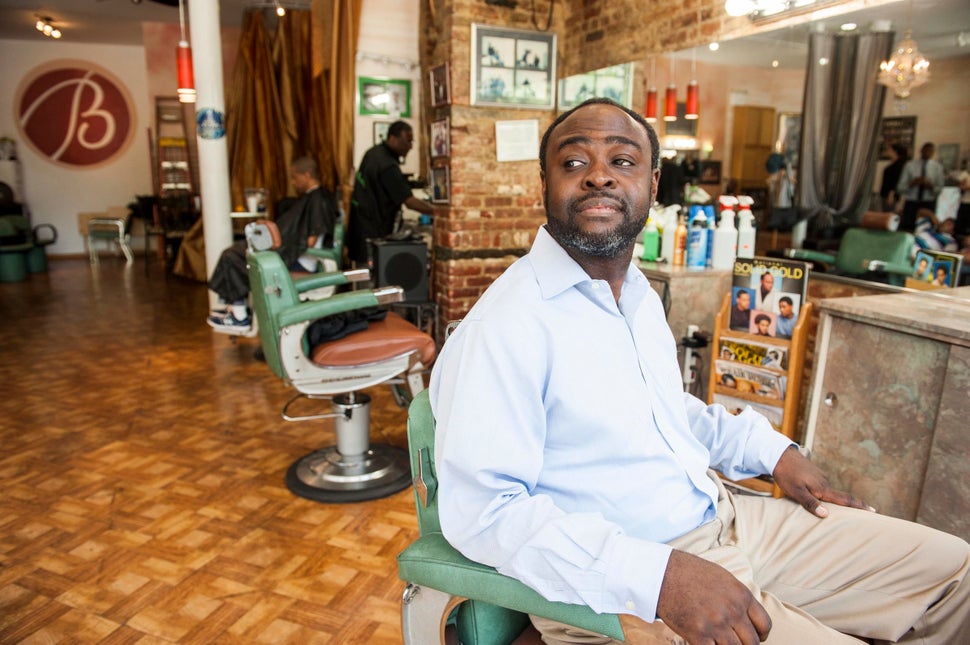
[207,157,336,332]
[346,120,437,265]
[898,142,945,231]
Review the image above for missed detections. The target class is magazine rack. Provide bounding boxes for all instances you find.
[707,293,813,497]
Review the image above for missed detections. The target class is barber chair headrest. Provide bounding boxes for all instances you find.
[245,219,282,251]
[859,211,899,231]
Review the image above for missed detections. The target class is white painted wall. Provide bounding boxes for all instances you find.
[354,0,423,179]
[0,39,154,255]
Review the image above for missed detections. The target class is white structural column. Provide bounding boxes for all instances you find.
[187,0,233,300]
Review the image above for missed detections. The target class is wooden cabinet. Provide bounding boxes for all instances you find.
[730,105,775,194]
[805,289,970,541]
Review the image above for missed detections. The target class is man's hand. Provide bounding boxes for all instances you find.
[772,446,875,518]
[656,550,771,644]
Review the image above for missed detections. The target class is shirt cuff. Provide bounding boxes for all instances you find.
[746,415,798,474]
[603,535,673,622]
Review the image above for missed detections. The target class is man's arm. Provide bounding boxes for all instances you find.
[403,195,437,217]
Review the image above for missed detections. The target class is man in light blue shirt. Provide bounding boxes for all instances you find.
[430,99,970,644]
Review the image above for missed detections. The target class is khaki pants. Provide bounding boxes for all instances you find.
[532,477,970,644]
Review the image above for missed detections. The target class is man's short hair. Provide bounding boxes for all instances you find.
[539,98,660,176]
[388,120,412,139]
[779,296,793,306]
[754,313,771,325]
[291,156,320,180]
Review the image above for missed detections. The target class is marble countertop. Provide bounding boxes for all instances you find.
[818,286,970,345]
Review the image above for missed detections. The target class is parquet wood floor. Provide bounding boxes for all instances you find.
[0,257,422,643]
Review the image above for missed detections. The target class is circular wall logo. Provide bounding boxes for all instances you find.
[15,60,136,168]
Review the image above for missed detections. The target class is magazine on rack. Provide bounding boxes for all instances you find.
[714,394,784,430]
[718,338,788,370]
[714,359,787,400]
[729,256,810,338]
[912,249,963,288]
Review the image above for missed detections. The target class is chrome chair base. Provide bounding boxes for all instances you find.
[285,443,411,503]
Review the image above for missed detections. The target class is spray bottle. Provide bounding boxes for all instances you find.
[672,213,688,267]
[711,195,738,270]
[736,195,756,259]
[641,216,660,262]
[660,204,681,262]
[686,208,709,269]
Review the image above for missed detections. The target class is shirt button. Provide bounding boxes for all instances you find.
[625,600,636,610]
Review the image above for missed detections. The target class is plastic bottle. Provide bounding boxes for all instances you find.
[686,210,708,269]
[660,204,681,262]
[641,217,660,261]
[711,195,739,270]
[672,214,688,266]
[736,195,756,259]
[704,204,716,268]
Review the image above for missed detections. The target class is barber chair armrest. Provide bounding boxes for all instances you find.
[276,287,404,329]
[784,248,836,264]
[864,259,913,276]
[292,268,370,293]
[398,532,626,641]
[304,246,341,264]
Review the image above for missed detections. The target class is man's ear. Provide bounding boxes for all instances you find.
[540,171,547,206]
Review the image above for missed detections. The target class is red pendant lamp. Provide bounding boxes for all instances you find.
[645,86,658,123]
[685,48,699,120]
[176,0,196,103]
[663,84,677,122]
[644,57,658,123]
[663,57,677,122]
[685,80,699,120]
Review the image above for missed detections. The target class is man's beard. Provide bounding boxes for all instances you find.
[545,189,649,258]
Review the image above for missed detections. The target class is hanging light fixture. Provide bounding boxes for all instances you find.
[878,29,930,98]
[685,45,699,120]
[35,16,62,39]
[645,57,658,123]
[176,0,196,104]
[664,57,677,122]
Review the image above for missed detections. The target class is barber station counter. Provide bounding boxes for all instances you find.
[636,262,732,397]
[804,286,970,541]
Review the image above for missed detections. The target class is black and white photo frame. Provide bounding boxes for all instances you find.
[471,24,556,110]
[430,63,451,107]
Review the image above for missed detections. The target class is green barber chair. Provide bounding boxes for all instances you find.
[398,390,650,644]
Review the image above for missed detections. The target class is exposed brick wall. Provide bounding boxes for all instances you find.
[420,0,758,323]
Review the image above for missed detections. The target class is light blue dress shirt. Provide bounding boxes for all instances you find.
[429,226,793,622]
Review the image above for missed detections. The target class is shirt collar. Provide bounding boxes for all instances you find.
[529,225,651,305]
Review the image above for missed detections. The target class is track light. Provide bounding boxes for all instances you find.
[35,16,62,39]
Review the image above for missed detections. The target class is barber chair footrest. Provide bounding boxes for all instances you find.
[285,444,411,503]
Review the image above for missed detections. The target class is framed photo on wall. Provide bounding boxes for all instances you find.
[879,116,916,159]
[471,24,557,110]
[358,77,412,118]
[558,63,633,111]
[430,118,450,158]
[373,121,392,146]
[430,63,451,107]
[430,165,450,204]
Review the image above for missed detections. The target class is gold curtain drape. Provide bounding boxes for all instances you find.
[311,0,362,205]
[227,11,287,214]
[226,4,361,212]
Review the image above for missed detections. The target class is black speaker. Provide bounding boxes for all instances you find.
[369,239,429,303]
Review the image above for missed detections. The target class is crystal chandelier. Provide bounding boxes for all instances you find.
[877,29,930,98]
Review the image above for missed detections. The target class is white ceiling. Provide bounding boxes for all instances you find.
[0,0,967,69]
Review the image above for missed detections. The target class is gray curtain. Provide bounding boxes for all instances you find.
[797,31,894,236]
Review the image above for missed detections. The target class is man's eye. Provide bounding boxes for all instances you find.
[613,158,634,167]
[563,159,585,168]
